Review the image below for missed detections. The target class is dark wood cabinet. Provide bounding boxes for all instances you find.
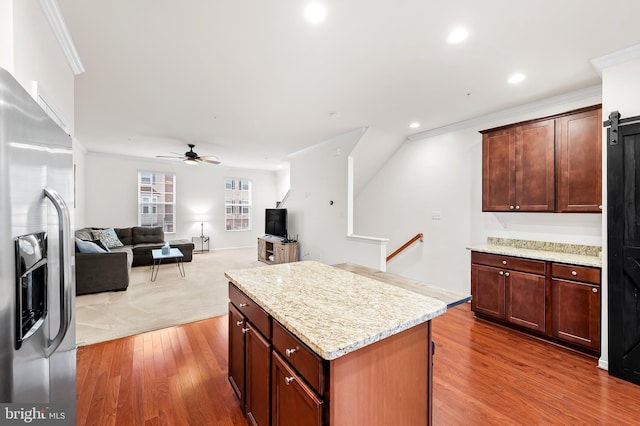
[556,108,603,212]
[471,252,546,333]
[550,263,601,350]
[246,325,271,426]
[471,264,506,319]
[506,270,546,333]
[228,303,246,405]
[229,286,272,426]
[471,251,601,354]
[482,128,515,211]
[481,105,601,213]
[272,351,323,426]
[482,119,555,212]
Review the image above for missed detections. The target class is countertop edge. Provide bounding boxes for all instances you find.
[225,264,449,361]
[467,245,602,268]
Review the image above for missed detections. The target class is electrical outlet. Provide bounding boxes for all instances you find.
[431,211,441,220]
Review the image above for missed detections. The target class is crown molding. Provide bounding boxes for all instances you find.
[590,43,640,77]
[39,0,84,75]
[408,85,602,141]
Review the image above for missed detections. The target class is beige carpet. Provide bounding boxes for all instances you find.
[75,247,262,346]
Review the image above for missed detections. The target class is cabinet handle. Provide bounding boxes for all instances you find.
[284,376,295,385]
[515,206,520,210]
[236,320,244,327]
[499,271,504,276]
[505,272,510,277]
[285,348,298,357]
[239,303,249,307]
[599,205,603,210]
[502,260,507,265]
[571,271,577,276]
[509,206,515,210]
[242,327,251,334]
[592,288,598,293]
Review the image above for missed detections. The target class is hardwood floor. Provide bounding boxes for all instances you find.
[77,303,640,425]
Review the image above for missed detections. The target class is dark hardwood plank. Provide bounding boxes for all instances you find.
[77,304,640,425]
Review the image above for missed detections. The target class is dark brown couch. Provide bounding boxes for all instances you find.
[75,226,194,295]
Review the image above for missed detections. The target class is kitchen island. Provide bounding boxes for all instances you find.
[225,261,469,426]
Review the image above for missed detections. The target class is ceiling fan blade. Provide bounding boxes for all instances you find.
[156,155,184,159]
[199,156,221,164]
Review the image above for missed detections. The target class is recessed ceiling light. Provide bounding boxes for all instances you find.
[508,72,526,84]
[304,2,326,23]
[447,27,469,44]
[409,122,421,129]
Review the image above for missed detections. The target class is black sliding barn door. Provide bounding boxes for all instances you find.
[608,112,640,385]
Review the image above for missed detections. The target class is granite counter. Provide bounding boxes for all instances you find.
[224,260,448,360]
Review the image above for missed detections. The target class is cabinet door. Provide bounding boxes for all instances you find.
[272,351,323,426]
[515,119,555,211]
[471,264,506,320]
[257,238,267,262]
[229,303,246,406]
[482,128,516,211]
[556,108,602,212]
[551,278,601,350]
[274,244,286,264]
[246,327,271,426]
[506,271,546,333]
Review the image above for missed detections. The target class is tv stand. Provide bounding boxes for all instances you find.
[257,236,298,264]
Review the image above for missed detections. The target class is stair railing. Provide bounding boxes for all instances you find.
[386,233,424,262]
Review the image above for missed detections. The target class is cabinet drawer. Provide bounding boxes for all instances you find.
[471,252,546,275]
[272,320,325,396]
[229,283,271,339]
[551,263,600,285]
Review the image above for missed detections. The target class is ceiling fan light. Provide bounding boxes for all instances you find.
[184,158,198,165]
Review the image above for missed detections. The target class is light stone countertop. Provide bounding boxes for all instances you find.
[467,244,602,267]
[224,261,447,361]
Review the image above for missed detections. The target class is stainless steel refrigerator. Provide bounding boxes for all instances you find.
[0,67,76,424]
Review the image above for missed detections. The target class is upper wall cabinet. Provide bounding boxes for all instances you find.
[481,105,602,213]
[556,108,602,212]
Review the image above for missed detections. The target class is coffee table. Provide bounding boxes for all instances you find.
[151,248,185,282]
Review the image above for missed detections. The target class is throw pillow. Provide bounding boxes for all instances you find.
[91,239,111,252]
[75,238,107,254]
[92,228,124,249]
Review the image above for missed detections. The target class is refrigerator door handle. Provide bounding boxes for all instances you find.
[43,186,72,358]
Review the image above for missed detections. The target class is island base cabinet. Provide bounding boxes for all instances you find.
[246,326,271,426]
[228,304,246,405]
[272,351,323,426]
[329,321,431,426]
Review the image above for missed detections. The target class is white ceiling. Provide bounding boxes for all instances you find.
[58,0,640,170]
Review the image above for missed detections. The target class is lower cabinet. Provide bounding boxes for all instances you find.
[471,252,546,333]
[272,351,323,426]
[471,251,601,354]
[550,263,601,351]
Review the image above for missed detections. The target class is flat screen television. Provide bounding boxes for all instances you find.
[265,208,287,239]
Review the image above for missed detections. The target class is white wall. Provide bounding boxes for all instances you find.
[0,0,13,72]
[286,128,367,264]
[354,93,603,296]
[12,0,74,133]
[83,154,279,249]
[275,167,290,205]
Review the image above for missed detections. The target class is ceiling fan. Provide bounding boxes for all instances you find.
[156,143,221,165]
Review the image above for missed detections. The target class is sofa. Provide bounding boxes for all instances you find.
[75,226,195,295]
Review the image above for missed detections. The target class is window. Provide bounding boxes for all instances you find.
[138,171,176,233]
[225,178,252,231]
